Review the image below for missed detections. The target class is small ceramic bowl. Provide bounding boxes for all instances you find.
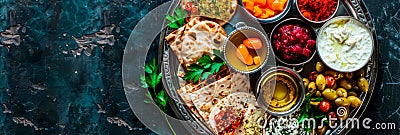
[240,0,292,23]
[295,0,339,23]
[255,66,305,116]
[224,22,270,74]
[270,18,317,66]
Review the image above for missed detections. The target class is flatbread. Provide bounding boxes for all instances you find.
[165,17,202,45]
[177,73,252,124]
[165,18,227,66]
[208,92,257,134]
[192,73,251,120]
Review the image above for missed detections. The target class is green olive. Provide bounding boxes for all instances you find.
[348,96,362,108]
[322,88,338,100]
[310,101,320,106]
[316,74,326,90]
[316,62,326,73]
[315,91,322,97]
[308,82,317,93]
[358,77,369,92]
[325,70,344,80]
[335,97,351,107]
[338,107,349,121]
[303,78,310,88]
[336,88,348,98]
[339,79,352,90]
[317,125,327,135]
[356,69,366,77]
[344,72,354,80]
[348,91,358,97]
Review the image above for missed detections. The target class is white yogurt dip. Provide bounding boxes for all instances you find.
[317,17,373,72]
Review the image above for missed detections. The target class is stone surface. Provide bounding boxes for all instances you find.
[0,0,164,134]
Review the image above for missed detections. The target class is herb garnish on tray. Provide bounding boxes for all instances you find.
[141,58,168,112]
[298,93,327,132]
[166,8,186,29]
[183,54,226,83]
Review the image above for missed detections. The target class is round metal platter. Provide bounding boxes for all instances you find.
[158,0,378,134]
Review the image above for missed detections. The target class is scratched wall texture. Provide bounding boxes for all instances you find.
[0,0,398,135]
[0,0,165,134]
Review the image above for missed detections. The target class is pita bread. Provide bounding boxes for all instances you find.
[165,18,227,66]
[165,17,202,45]
[208,92,257,134]
[177,73,252,125]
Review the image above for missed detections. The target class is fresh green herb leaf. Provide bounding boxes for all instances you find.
[183,54,226,83]
[169,23,179,29]
[146,91,152,99]
[166,15,174,22]
[213,50,223,58]
[166,8,187,29]
[144,99,152,104]
[175,8,183,19]
[311,97,323,102]
[140,75,149,88]
[306,102,311,111]
[201,72,213,81]
[315,114,326,119]
[178,18,185,26]
[145,64,152,74]
[141,58,169,113]
[203,63,211,69]
[184,68,204,83]
[305,127,312,132]
[210,62,224,74]
[141,58,175,134]
[197,54,213,66]
[156,90,168,107]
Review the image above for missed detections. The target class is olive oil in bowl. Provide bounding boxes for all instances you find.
[256,66,305,116]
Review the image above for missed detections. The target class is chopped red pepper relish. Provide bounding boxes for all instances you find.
[297,0,339,22]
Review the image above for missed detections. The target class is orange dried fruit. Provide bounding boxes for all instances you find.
[260,9,275,18]
[255,0,267,6]
[243,0,255,11]
[267,0,275,7]
[278,1,286,10]
[253,6,263,17]
[266,8,275,15]
[271,0,280,11]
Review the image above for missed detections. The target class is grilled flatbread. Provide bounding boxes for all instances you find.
[165,17,202,45]
[209,92,257,135]
[177,73,252,124]
[165,18,227,66]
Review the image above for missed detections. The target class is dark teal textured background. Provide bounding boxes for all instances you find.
[0,0,399,135]
[0,0,164,134]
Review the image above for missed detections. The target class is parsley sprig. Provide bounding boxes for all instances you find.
[166,8,186,29]
[140,58,176,135]
[183,54,226,83]
[298,94,326,132]
[140,58,168,112]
